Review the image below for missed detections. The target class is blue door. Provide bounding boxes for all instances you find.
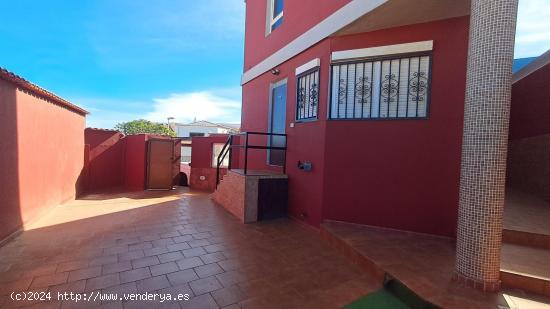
[269,82,287,166]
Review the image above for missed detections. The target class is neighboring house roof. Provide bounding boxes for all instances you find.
[174,120,240,131]
[86,127,123,133]
[513,49,550,84]
[513,57,537,73]
[0,67,88,116]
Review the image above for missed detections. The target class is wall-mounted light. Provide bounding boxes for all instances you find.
[271,68,280,75]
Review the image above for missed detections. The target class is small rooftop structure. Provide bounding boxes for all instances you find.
[172,120,240,138]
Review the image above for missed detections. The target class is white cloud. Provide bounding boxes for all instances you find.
[145,89,242,124]
[76,88,242,129]
[515,0,550,58]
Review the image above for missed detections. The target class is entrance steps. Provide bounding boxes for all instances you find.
[212,170,288,223]
[501,192,550,297]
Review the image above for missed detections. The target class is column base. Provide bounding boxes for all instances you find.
[452,272,501,292]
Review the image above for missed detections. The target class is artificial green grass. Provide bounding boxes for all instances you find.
[344,278,440,309]
[344,290,410,309]
[384,279,439,309]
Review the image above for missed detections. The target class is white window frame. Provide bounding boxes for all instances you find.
[266,0,284,35]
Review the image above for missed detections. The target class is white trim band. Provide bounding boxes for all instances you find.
[331,40,434,62]
[513,49,550,84]
[241,0,389,85]
[295,58,320,76]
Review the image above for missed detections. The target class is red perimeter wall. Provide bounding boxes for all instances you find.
[507,63,550,200]
[189,135,232,192]
[241,17,469,237]
[83,130,158,193]
[509,63,550,140]
[0,79,85,242]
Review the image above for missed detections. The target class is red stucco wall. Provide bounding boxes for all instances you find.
[85,129,125,191]
[507,63,550,200]
[124,134,148,191]
[0,79,86,241]
[242,39,331,226]
[509,63,550,140]
[83,131,158,193]
[189,135,230,192]
[244,0,351,70]
[241,17,470,236]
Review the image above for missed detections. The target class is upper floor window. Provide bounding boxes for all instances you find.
[330,54,431,119]
[267,0,284,34]
[296,69,319,120]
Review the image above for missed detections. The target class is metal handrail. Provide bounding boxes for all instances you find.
[215,132,287,188]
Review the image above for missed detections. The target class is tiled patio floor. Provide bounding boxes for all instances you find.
[321,221,550,309]
[505,191,550,236]
[0,188,380,309]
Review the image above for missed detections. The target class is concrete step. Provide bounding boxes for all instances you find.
[503,229,550,250]
[501,243,550,297]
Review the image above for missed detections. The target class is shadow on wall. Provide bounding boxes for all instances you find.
[507,62,550,201]
[0,76,87,244]
[0,83,22,244]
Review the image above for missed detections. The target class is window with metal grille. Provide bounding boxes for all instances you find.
[296,69,319,120]
[329,54,431,119]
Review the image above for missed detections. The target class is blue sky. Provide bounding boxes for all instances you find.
[0,0,548,128]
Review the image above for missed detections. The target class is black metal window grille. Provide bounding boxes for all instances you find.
[329,54,431,119]
[296,69,319,120]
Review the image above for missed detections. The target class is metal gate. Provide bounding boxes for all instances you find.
[146,138,181,190]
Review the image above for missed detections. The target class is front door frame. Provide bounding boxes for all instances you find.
[267,78,287,166]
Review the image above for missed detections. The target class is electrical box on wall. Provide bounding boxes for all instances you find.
[297,161,312,172]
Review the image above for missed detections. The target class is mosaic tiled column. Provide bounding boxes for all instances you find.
[454,0,518,292]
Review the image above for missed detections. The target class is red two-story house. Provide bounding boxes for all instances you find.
[217,0,520,292]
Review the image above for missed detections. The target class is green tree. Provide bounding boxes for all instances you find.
[114,119,176,137]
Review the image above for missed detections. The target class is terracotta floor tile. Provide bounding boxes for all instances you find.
[48,279,86,294]
[102,281,137,295]
[68,266,102,282]
[89,255,118,267]
[56,260,89,273]
[181,247,207,258]
[0,277,33,295]
[150,262,180,277]
[189,277,223,295]
[173,235,194,243]
[102,261,132,275]
[181,293,218,309]
[158,252,184,264]
[118,250,145,262]
[136,275,171,293]
[85,273,120,291]
[0,188,393,308]
[103,245,128,256]
[187,239,210,248]
[176,257,204,270]
[200,252,226,265]
[167,269,199,286]
[143,247,169,257]
[31,272,69,289]
[167,242,191,252]
[131,256,160,269]
[211,285,247,307]
[120,267,151,284]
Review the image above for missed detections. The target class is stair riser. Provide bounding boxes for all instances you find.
[500,271,550,297]
[502,229,550,250]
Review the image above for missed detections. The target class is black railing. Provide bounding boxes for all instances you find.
[216,132,287,188]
